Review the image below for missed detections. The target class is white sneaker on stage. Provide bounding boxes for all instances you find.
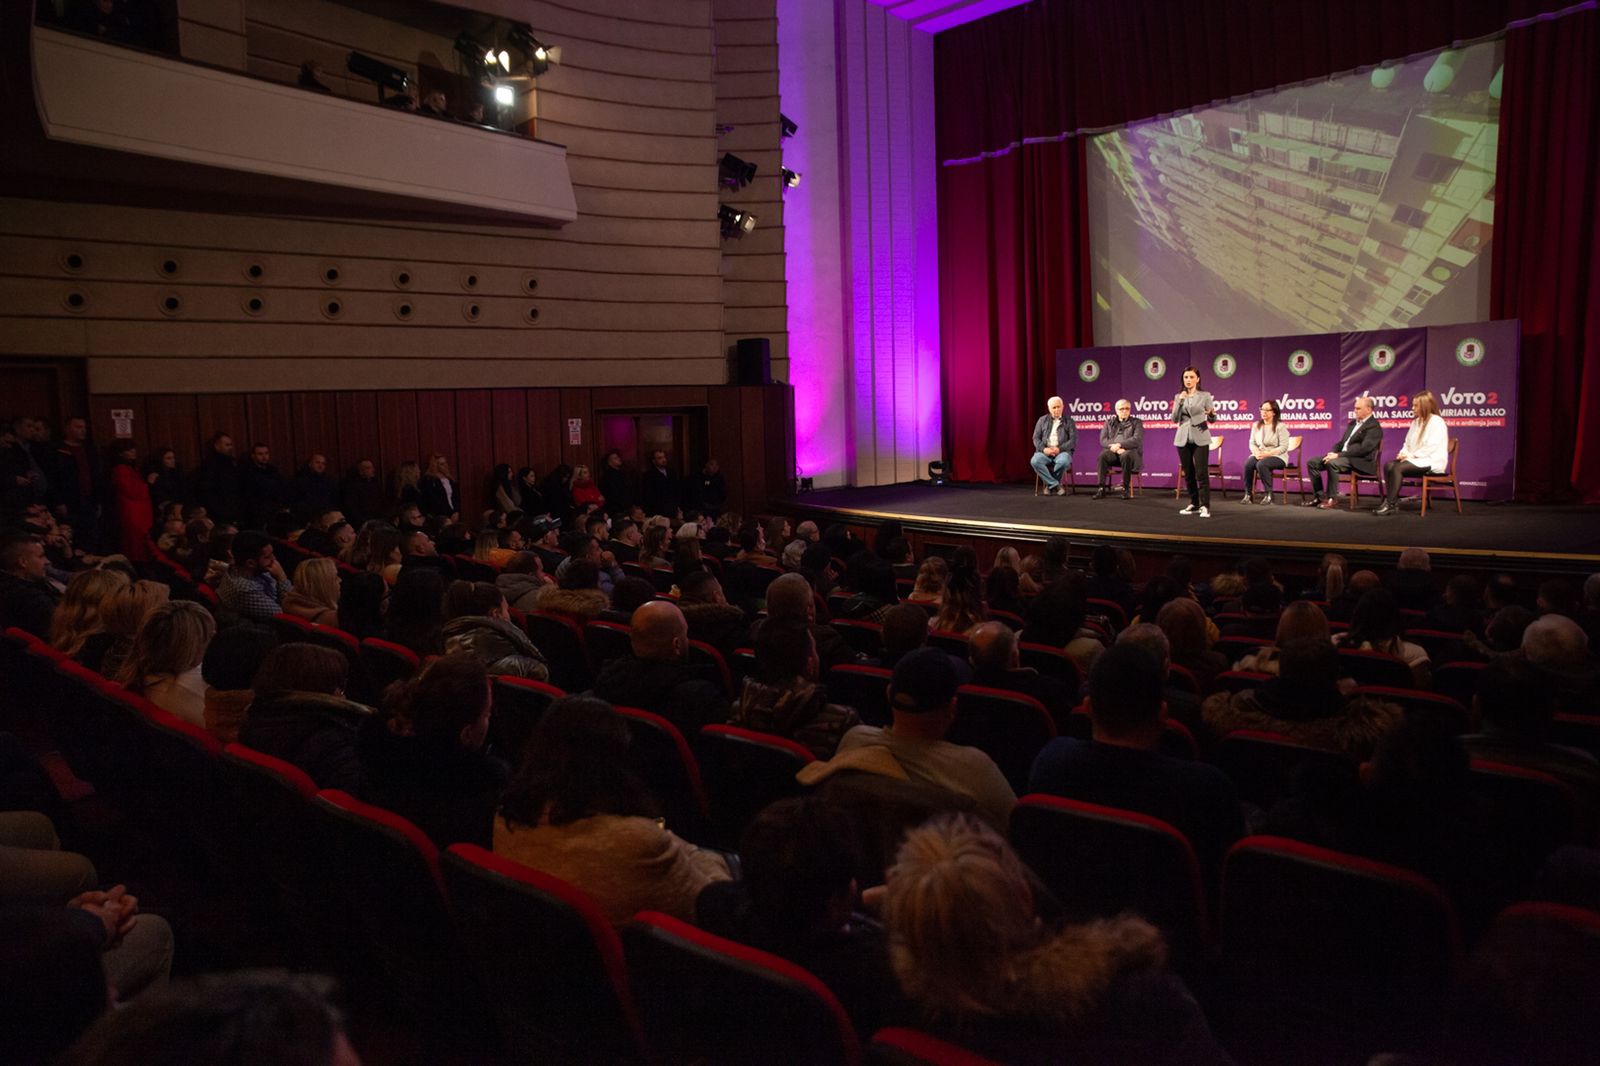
[1179,504,1198,515]
[1198,506,1211,518]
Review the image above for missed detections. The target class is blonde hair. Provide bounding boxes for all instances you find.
[1412,389,1440,426]
[1318,552,1347,603]
[395,461,421,493]
[101,580,171,639]
[49,569,130,656]
[293,557,341,612]
[912,558,948,596]
[884,815,1040,1018]
[994,546,1023,572]
[116,600,216,690]
[1274,600,1330,647]
[473,530,500,561]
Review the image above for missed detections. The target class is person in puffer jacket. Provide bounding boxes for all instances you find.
[730,617,859,759]
[441,580,549,681]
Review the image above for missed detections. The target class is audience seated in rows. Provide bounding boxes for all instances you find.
[1116,623,1203,730]
[762,572,859,671]
[115,601,216,729]
[198,623,274,744]
[592,600,724,734]
[441,581,548,681]
[280,557,339,627]
[1333,587,1431,688]
[236,643,369,794]
[493,696,729,924]
[731,617,860,759]
[967,621,1073,720]
[931,550,986,634]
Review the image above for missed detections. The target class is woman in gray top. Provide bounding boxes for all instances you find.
[1242,399,1292,504]
[1172,366,1217,516]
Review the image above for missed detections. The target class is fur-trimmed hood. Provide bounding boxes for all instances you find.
[1201,687,1402,760]
[536,586,610,621]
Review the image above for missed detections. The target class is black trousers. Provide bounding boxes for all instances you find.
[1242,455,1286,493]
[1097,449,1139,487]
[1177,442,1210,507]
[1383,459,1429,505]
[1305,455,1352,498]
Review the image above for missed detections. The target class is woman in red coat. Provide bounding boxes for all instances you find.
[110,441,154,561]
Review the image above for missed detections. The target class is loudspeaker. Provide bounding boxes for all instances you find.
[732,337,771,385]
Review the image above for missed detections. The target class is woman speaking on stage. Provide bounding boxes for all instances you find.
[1173,366,1217,517]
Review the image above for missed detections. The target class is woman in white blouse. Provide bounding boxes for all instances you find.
[1241,399,1291,504]
[1374,390,1448,516]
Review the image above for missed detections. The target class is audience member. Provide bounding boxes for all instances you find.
[216,531,293,624]
[1388,546,1438,611]
[237,442,285,530]
[930,552,986,634]
[335,571,387,641]
[142,448,184,514]
[381,568,445,657]
[538,465,574,520]
[440,581,548,680]
[294,507,343,557]
[1334,588,1430,689]
[538,558,610,624]
[88,579,168,679]
[115,601,215,728]
[237,643,367,793]
[339,460,384,527]
[289,454,337,522]
[1327,568,1381,623]
[1521,613,1600,714]
[1023,573,1103,672]
[198,623,275,744]
[280,557,339,626]
[591,601,725,734]
[967,620,1074,722]
[1030,644,1243,883]
[638,450,681,520]
[0,534,59,637]
[677,571,750,662]
[1085,544,1138,621]
[361,653,509,849]
[731,618,859,758]
[827,647,1014,828]
[1156,597,1227,690]
[417,454,459,519]
[837,553,899,624]
[985,564,1027,619]
[1233,600,1331,675]
[49,568,128,663]
[494,696,729,923]
[1428,573,1486,636]
[881,814,1228,1064]
[876,601,928,670]
[904,558,946,605]
[108,441,152,561]
[494,550,549,612]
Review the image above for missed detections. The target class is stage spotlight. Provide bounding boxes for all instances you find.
[508,23,555,75]
[719,153,758,189]
[927,460,949,487]
[347,51,410,99]
[453,35,491,74]
[718,204,757,239]
[780,113,798,138]
[494,84,515,106]
[781,167,801,189]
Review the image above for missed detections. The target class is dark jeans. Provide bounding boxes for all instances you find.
[1383,459,1429,505]
[1242,455,1286,494]
[1177,442,1210,507]
[1305,455,1352,498]
[1097,449,1140,487]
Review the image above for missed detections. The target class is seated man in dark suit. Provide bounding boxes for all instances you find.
[1305,396,1382,509]
[967,621,1074,724]
[1029,643,1244,884]
[1092,399,1142,499]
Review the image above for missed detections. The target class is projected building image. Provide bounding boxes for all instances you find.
[1089,42,1501,344]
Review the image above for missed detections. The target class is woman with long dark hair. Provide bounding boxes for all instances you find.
[1241,398,1291,504]
[142,446,184,512]
[1171,366,1217,517]
[491,463,521,514]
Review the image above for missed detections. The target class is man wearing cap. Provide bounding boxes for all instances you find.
[833,647,1016,828]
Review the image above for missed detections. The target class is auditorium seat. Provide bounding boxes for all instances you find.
[452,555,499,582]
[1010,794,1208,963]
[1432,660,1487,708]
[688,639,734,697]
[1220,835,1460,1045]
[868,1027,1004,1066]
[1335,647,1414,688]
[304,624,367,698]
[1018,642,1082,692]
[949,685,1056,794]
[1468,759,1580,886]
[1550,712,1600,761]
[829,618,886,657]
[1063,709,1198,760]
[926,629,969,656]
[986,607,1025,632]
[1211,669,1271,695]
[583,619,634,675]
[623,911,862,1066]
[271,611,315,644]
[1213,612,1280,639]
[359,637,420,695]
[442,845,647,1063]
[490,676,566,767]
[825,664,893,726]
[1214,729,1358,808]
[696,724,814,847]
[525,609,592,691]
[613,705,711,844]
[1166,662,1201,694]
[730,646,757,683]
[1214,635,1272,665]
[815,772,976,886]
[1351,685,1469,730]
[1406,628,1474,665]
[1086,597,1128,633]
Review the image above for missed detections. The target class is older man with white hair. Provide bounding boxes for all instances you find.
[1030,396,1076,495]
[1093,398,1143,500]
[1522,613,1600,714]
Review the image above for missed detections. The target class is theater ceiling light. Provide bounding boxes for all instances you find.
[719,204,757,239]
[781,168,801,189]
[780,113,798,138]
[720,153,757,189]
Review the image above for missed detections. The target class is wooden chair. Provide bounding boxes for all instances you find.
[1265,435,1306,504]
[1173,436,1225,500]
[1345,446,1384,511]
[1033,470,1076,496]
[1419,437,1462,515]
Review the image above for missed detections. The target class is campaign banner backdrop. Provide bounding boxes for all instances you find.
[1426,320,1519,499]
[1120,343,1191,490]
[1339,328,1428,431]
[1261,332,1343,465]
[1188,337,1262,485]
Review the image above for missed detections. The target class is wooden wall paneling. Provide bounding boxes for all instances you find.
[762,384,795,511]
[375,391,420,477]
[490,390,529,471]
[453,390,494,520]
[706,387,744,516]
[335,391,380,477]
[524,390,564,480]
[739,387,767,516]
[413,391,457,474]
[87,395,149,457]
[558,388,592,473]
[195,394,250,453]
[245,393,295,471]
[142,395,200,471]
[289,392,342,473]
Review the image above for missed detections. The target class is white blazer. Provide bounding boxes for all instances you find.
[1399,416,1449,472]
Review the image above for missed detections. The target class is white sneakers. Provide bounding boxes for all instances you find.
[1199,506,1210,518]
[1179,504,1212,517]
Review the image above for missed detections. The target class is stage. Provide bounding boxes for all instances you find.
[780,482,1600,574]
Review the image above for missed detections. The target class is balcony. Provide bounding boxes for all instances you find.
[14,25,576,226]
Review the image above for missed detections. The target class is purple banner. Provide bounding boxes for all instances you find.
[1055,346,1126,486]
[1425,320,1519,499]
[1339,328,1428,433]
[1261,333,1343,468]
[1121,343,1191,491]
[1189,338,1262,487]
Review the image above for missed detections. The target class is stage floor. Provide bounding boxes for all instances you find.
[782,482,1600,570]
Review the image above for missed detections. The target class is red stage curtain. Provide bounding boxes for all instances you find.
[939,141,1091,484]
[1491,7,1600,503]
[936,0,1586,491]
